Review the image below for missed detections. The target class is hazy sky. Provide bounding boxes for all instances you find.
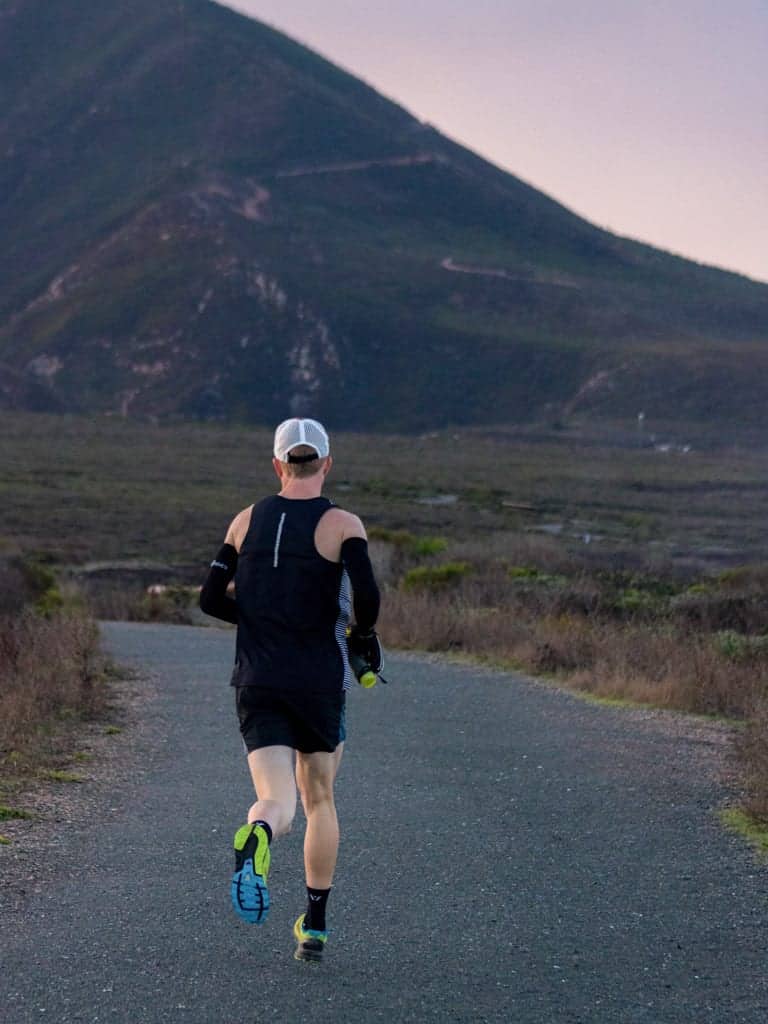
[219,1,767,283]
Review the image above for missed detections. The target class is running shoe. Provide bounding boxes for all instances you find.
[293,914,328,962]
[231,823,271,924]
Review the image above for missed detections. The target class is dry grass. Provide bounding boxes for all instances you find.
[0,610,106,773]
[567,627,767,716]
[379,570,768,823]
[380,587,767,714]
[83,583,198,624]
[736,700,768,821]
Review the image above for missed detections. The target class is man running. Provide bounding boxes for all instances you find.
[199,417,381,962]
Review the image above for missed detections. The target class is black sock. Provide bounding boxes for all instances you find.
[305,886,331,932]
[252,819,273,844]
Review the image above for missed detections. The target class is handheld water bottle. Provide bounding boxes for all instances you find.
[346,625,385,687]
[347,649,378,688]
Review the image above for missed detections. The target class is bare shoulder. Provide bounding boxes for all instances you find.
[315,506,366,562]
[324,506,367,541]
[224,505,254,551]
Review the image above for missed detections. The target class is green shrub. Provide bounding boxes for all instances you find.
[368,526,415,547]
[369,528,447,558]
[140,585,196,624]
[508,566,567,587]
[0,554,62,617]
[508,566,540,580]
[0,805,34,821]
[18,556,58,597]
[619,512,659,541]
[35,587,65,617]
[402,562,471,591]
[714,631,768,663]
[685,582,713,596]
[410,536,448,557]
[613,587,669,617]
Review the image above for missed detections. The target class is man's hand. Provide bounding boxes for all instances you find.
[347,625,383,673]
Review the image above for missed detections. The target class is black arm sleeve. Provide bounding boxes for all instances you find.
[199,543,238,625]
[341,537,380,632]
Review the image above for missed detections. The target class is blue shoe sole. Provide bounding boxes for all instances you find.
[231,864,269,924]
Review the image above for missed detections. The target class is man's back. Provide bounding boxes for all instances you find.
[231,495,353,693]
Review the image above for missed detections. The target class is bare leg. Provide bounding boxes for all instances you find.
[295,744,344,888]
[231,746,296,925]
[245,745,297,838]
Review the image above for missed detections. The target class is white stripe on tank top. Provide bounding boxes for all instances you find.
[273,511,287,568]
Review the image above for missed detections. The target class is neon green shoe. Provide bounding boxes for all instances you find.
[293,914,328,962]
[231,824,271,924]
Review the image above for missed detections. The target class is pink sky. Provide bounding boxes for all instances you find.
[219,1,767,284]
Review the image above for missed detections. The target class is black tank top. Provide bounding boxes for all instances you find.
[230,495,353,694]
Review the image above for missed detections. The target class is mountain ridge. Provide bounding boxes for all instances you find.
[1,0,766,430]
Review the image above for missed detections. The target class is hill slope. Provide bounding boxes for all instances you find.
[1,0,767,430]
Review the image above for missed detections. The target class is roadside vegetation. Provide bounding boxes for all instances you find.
[2,411,767,831]
[374,533,768,826]
[0,556,109,819]
[78,533,768,832]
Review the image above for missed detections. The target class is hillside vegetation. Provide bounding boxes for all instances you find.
[3,411,768,822]
[2,412,767,568]
[0,0,767,430]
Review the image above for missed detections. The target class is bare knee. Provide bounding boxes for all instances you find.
[296,749,340,815]
[298,776,335,816]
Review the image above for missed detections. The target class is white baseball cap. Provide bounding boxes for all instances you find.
[273,417,330,462]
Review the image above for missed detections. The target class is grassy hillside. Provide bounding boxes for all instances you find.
[1,0,767,430]
[1,412,766,570]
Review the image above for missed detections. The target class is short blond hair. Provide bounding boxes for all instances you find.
[281,445,327,478]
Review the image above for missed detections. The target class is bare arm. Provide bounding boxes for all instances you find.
[315,506,378,628]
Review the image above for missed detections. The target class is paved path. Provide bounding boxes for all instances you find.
[2,622,767,1023]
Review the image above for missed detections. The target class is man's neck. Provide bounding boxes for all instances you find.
[278,480,324,500]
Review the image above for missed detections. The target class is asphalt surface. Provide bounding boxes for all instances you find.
[1,622,767,1024]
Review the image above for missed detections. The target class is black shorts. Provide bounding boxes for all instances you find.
[235,687,346,754]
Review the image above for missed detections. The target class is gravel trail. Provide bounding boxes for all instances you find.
[1,621,766,1023]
